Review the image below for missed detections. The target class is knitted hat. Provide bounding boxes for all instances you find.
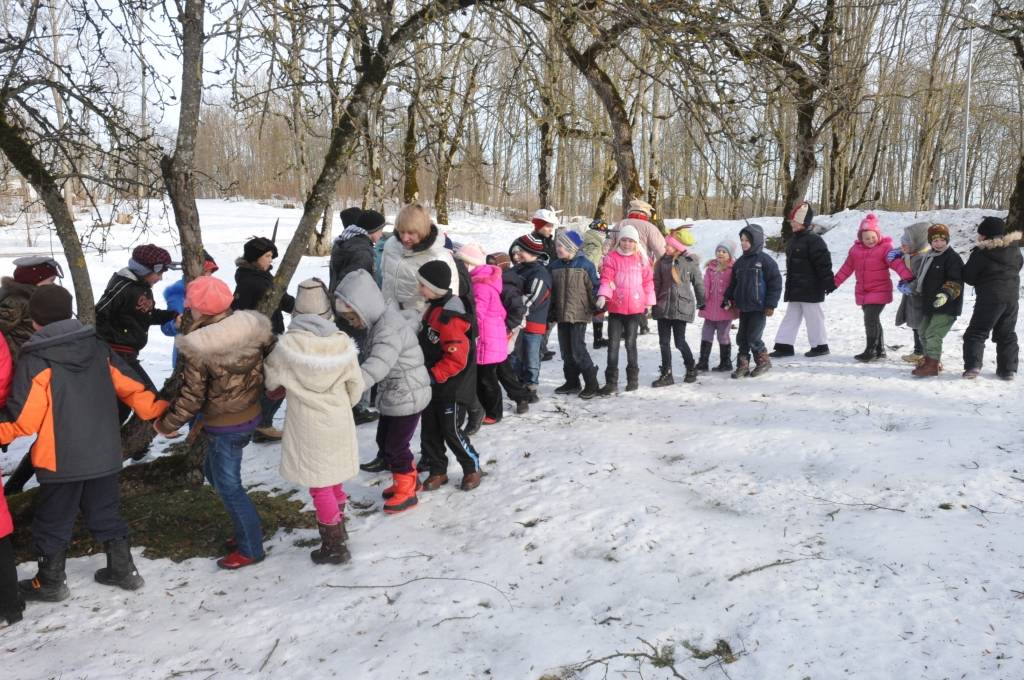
[927,223,950,242]
[243,236,278,263]
[555,230,583,256]
[627,199,653,218]
[131,244,173,273]
[185,276,233,317]
[294,278,333,320]
[202,249,219,273]
[339,206,363,228]
[513,233,547,257]
[416,260,452,296]
[13,256,63,285]
[487,252,512,271]
[356,209,386,234]
[858,213,880,235]
[716,239,738,259]
[29,285,73,325]
[531,207,559,230]
[666,228,695,252]
[788,201,814,229]
[456,243,488,268]
[617,225,640,243]
[977,216,1006,238]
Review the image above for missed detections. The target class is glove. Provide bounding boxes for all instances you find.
[885,248,902,263]
[721,300,732,310]
[933,293,948,308]
[764,307,774,317]
[595,296,607,310]
[897,280,914,296]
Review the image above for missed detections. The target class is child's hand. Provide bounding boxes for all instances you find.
[933,293,948,308]
[595,296,607,310]
[885,248,902,263]
[721,300,732,310]
[897,280,914,296]
[764,307,774,317]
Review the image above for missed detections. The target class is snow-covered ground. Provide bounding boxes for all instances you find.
[1,200,1023,679]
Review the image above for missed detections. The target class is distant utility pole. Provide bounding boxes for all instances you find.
[960,2,978,209]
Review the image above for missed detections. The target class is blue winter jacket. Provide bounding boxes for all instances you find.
[161,278,186,365]
[724,224,783,313]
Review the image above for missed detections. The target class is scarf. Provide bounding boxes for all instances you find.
[339,225,368,242]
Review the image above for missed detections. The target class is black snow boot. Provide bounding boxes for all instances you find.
[554,371,582,395]
[598,368,619,397]
[651,365,674,388]
[592,321,608,349]
[683,364,698,383]
[19,552,70,602]
[360,454,388,473]
[712,344,733,372]
[769,343,795,358]
[695,341,712,372]
[804,344,830,357]
[625,366,640,392]
[579,367,601,400]
[94,538,145,591]
[464,407,484,436]
[311,521,351,565]
[352,404,380,425]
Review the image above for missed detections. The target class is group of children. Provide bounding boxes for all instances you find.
[0,201,1019,630]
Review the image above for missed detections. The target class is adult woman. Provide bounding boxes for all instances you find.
[379,204,460,318]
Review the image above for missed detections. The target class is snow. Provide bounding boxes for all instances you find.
[2,200,1023,679]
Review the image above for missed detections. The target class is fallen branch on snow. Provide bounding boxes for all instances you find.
[727,556,823,582]
[801,492,905,513]
[322,576,513,609]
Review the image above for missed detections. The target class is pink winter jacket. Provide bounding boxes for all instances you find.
[470,264,508,366]
[833,236,913,305]
[598,248,656,315]
[699,260,739,322]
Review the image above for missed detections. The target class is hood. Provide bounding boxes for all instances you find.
[335,269,386,327]
[273,323,359,394]
[739,224,765,255]
[234,258,272,278]
[976,231,1022,251]
[21,318,98,372]
[0,277,37,300]
[175,310,273,368]
[901,222,931,252]
[289,313,337,337]
[470,264,502,290]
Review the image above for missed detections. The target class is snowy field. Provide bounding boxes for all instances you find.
[1,199,1022,680]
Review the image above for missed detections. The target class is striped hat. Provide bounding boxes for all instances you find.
[512,233,546,257]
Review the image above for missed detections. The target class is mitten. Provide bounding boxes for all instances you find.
[933,293,948,308]
[595,296,607,310]
[897,281,914,296]
[885,248,902,263]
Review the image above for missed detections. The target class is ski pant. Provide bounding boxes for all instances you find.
[963,299,1019,374]
[419,400,480,476]
[774,301,828,347]
[919,313,956,359]
[701,319,732,344]
[861,304,886,355]
[309,485,347,525]
[0,536,20,618]
[606,313,641,374]
[31,473,129,557]
[657,319,694,369]
[376,413,420,474]
[736,312,767,359]
[558,322,596,382]
[476,364,503,420]
[496,356,532,403]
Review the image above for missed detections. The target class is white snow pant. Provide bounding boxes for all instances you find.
[774,301,828,347]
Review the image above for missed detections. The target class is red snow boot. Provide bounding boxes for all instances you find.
[383,472,420,514]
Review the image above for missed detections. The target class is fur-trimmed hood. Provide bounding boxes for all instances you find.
[268,322,359,394]
[175,309,273,368]
[0,277,37,300]
[976,231,1022,250]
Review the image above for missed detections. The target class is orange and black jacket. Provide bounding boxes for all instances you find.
[0,319,167,483]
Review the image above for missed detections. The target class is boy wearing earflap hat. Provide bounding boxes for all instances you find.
[0,256,64,360]
[911,223,964,378]
[962,216,1021,380]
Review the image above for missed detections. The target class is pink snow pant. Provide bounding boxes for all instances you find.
[309,484,348,525]
[701,319,732,344]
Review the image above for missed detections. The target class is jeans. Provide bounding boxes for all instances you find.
[557,322,595,381]
[204,430,264,559]
[606,313,641,374]
[512,331,543,386]
[31,473,128,556]
[735,312,767,358]
[657,319,694,369]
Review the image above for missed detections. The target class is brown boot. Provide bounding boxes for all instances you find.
[460,471,482,491]
[310,522,351,565]
[749,350,772,377]
[421,473,449,491]
[912,356,940,377]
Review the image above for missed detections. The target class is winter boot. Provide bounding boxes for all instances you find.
[382,471,422,499]
[421,473,449,491]
[514,399,530,414]
[360,454,388,473]
[526,385,540,403]
[962,368,980,380]
[597,368,619,397]
[695,341,712,372]
[352,404,380,425]
[712,344,733,372]
[912,356,940,378]
[769,343,794,358]
[0,538,24,625]
[464,407,484,436]
[683,364,698,383]
[592,321,608,349]
[383,472,419,514]
[651,365,674,388]
[460,471,482,491]
[19,552,70,602]
[554,374,582,395]
[94,538,144,591]
[854,342,877,362]
[749,350,772,377]
[805,344,830,357]
[901,352,923,364]
[731,355,751,379]
[579,367,601,400]
[874,331,887,359]
[311,521,351,565]
[625,366,640,392]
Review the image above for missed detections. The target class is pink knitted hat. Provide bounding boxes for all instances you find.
[185,276,233,316]
[456,243,487,268]
[858,213,880,235]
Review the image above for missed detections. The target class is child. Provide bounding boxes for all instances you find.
[161,250,218,367]
[486,252,534,415]
[509,233,552,402]
[962,217,1022,380]
[596,225,656,394]
[457,244,509,422]
[1,287,166,601]
[583,219,610,348]
[894,222,931,364]
[652,228,705,386]
[415,261,483,491]
[911,224,963,377]
[264,279,363,564]
[698,240,740,372]
[549,230,601,398]
[832,214,914,362]
[155,277,275,569]
[722,224,782,378]
[335,270,431,513]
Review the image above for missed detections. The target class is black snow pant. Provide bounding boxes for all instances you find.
[419,400,481,477]
[861,304,886,355]
[0,536,20,619]
[476,363,503,421]
[496,355,532,403]
[31,473,129,557]
[963,299,1019,374]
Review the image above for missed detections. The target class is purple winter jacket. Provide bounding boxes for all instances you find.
[470,265,509,366]
[699,260,739,322]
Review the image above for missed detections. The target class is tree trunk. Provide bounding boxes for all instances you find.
[307,203,333,256]
[402,96,420,203]
[1008,151,1024,234]
[538,119,553,209]
[593,162,618,220]
[782,96,817,241]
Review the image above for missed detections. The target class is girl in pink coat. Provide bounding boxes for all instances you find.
[698,239,741,372]
[595,225,656,394]
[833,214,914,361]
[456,244,508,424]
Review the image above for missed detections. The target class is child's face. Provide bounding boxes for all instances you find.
[860,230,879,248]
[338,309,365,329]
[930,237,948,252]
[740,234,751,251]
[514,249,536,264]
[256,250,275,271]
[664,243,679,257]
[418,282,443,301]
[900,243,911,254]
[618,238,636,254]
[555,244,573,261]
[535,222,554,238]
[716,248,731,265]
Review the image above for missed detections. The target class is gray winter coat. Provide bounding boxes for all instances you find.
[652,253,706,322]
[334,269,431,417]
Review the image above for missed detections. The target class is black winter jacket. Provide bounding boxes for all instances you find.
[919,247,964,317]
[328,231,375,294]
[232,259,295,335]
[95,269,178,354]
[962,231,1023,305]
[784,229,835,303]
[500,269,527,332]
